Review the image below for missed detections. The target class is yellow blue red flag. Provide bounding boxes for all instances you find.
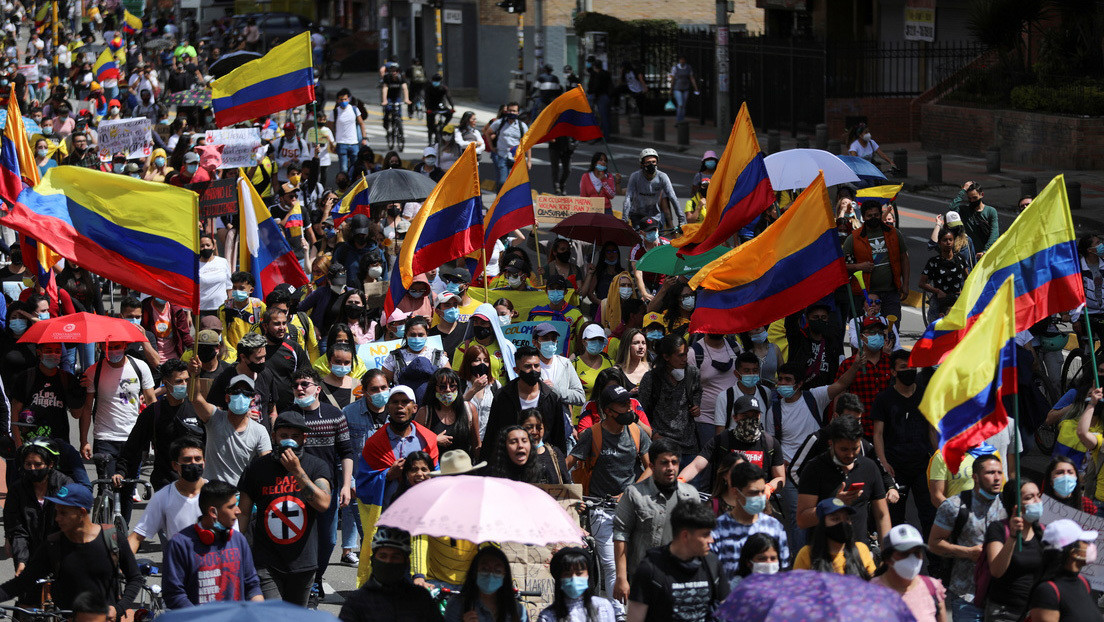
[855,184,902,207]
[482,157,533,264]
[211,32,315,127]
[518,86,602,153]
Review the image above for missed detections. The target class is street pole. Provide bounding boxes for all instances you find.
[435,7,443,74]
[715,0,730,143]
[517,13,525,71]
[51,1,59,87]
[534,0,544,73]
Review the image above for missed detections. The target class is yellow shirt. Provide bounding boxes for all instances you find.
[572,354,613,424]
[451,339,507,383]
[926,450,978,499]
[792,541,876,575]
[410,536,479,586]
[218,299,266,362]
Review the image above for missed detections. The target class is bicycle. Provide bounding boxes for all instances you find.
[570,496,619,594]
[89,475,152,536]
[0,604,72,621]
[1061,317,1103,392]
[322,48,344,81]
[428,108,455,145]
[133,560,166,622]
[383,102,405,152]
[411,92,426,120]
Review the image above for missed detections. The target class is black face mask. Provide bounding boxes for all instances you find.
[197,345,218,363]
[473,325,493,341]
[199,248,215,260]
[643,164,657,175]
[23,468,49,483]
[968,199,982,209]
[555,251,570,263]
[372,559,410,586]
[179,463,204,482]
[387,206,400,218]
[896,369,918,385]
[614,411,636,425]
[471,363,490,377]
[808,319,829,334]
[824,520,853,543]
[247,360,267,374]
[336,179,350,192]
[710,359,733,373]
[519,369,542,386]
[344,304,364,319]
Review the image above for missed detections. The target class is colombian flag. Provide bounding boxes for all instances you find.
[33,3,49,33]
[211,32,315,128]
[673,102,773,256]
[518,86,602,153]
[856,184,902,207]
[1,166,201,309]
[482,157,533,261]
[331,174,371,226]
[283,203,304,234]
[1,85,41,201]
[920,277,1018,473]
[238,174,308,298]
[909,175,1084,367]
[388,144,484,315]
[688,172,847,334]
[93,47,120,82]
[122,10,143,35]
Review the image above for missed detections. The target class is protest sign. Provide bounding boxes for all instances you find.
[204,128,264,168]
[356,335,445,370]
[469,287,579,321]
[188,177,239,219]
[502,484,583,620]
[1042,494,1104,589]
[500,321,570,355]
[534,195,605,224]
[97,117,152,162]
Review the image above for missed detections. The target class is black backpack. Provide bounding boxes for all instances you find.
[770,390,822,446]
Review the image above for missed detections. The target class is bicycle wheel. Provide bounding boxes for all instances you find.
[91,492,112,525]
[413,98,425,121]
[326,60,344,81]
[1062,348,1087,392]
[920,291,931,325]
[396,121,405,152]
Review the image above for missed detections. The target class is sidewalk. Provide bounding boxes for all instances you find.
[606,111,1104,231]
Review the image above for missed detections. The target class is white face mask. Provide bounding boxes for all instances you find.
[751,561,779,575]
[891,554,923,581]
[862,132,872,141]
[670,368,686,381]
[368,266,383,280]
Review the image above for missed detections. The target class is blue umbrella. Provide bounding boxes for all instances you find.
[837,155,888,188]
[155,601,339,622]
[716,570,917,622]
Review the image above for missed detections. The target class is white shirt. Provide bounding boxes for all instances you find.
[849,138,879,161]
[333,104,362,145]
[764,386,831,462]
[198,256,232,311]
[382,347,451,372]
[86,358,155,442]
[132,482,202,540]
[274,136,310,180]
[488,117,526,160]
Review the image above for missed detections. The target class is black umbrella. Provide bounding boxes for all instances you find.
[208,51,263,79]
[362,168,439,205]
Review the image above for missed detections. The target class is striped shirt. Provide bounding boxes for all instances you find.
[292,403,354,482]
[710,512,790,580]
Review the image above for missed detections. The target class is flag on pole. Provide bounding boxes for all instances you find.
[517,86,603,153]
[482,157,533,262]
[211,32,315,128]
[238,174,309,298]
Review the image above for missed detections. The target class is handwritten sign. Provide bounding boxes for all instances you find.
[500,320,570,355]
[534,195,605,224]
[188,177,239,219]
[1042,494,1104,590]
[356,335,445,371]
[502,485,583,619]
[97,117,152,162]
[205,128,264,169]
[469,288,578,322]
[904,0,935,42]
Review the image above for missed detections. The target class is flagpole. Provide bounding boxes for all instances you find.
[1012,343,1022,552]
[50,1,59,87]
[1085,314,1101,387]
[482,245,489,302]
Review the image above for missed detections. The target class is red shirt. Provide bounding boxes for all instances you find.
[575,398,651,433]
[834,352,893,437]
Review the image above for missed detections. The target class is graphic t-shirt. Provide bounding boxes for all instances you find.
[237,452,330,572]
[10,368,85,441]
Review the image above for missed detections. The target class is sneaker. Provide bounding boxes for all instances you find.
[341,551,359,565]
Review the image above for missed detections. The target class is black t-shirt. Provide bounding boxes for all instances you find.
[699,430,782,484]
[10,368,86,441]
[870,387,934,470]
[921,254,968,296]
[429,321,469,357]
[119,398,205,489]
[628,546,728,622]
[1027,573,1098,621]
[199,359,232,382]
[264,339,310,412]
[984,520,1044,610]
[237,451,331,572]
[797,452,886,535]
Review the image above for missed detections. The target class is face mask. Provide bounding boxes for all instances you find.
[498,315,512,327]
[540,341,558,359]
[585,340,606,355]
[595,164,607,172]
[752,561,779,575]
[646,330,664,341]
[229,393,252,415]
[38,312,51,321]
[407,336,427,352]
[331,283,346,295]
[864,334,885,350]
[186,163,199,174]
[604,257,618,266]
[127,318,141,327]
[473,325,494,340]
[670,368,686,381]
[1054,474,1078,497]
[231,289,249,303]
[113,163,125,174]
[861,132,872,141]
[704,160,717,170]
[432,80,442,87]
[1085,543,1098,564]
[614,411,636,425]
[196,345,218,364]
[179,462,204,483]
[735,418,762,443]
[520,369,542,386]
[643,163,657,175]
[23,468,50,483]
[777,385,796,399]
[288,174,301,186]
[680,296,696,311]
[344,304,364,319]
[200,248,215,259]
[504,113,518,121]
[616,286,634,300]
[424,157,437,166]
[110,107,120,115]
[247,360,267,374]
[740,491,767,515]
[1023,501,1043,523]
[442,135,453,143]
[371,559,409,586]
[739,374,760,388]
[436,390,458,405]
[560,576,589,599]
[155,156,166,167]
[278,438,303,456]
[40,354,61,370]
[107,351,126,364]
[1096,243,1104,256]
[968,199,982,209]
[506,275,524,288]
[645,230,659,243]
[36,148,48,157]
[339,100,350,109]
[9,319,28,335]
[294,394,316,408]
[807,319,829,334]
[976,488,998,501]
[370,390,390,409]
[445,282,462,295]
[170,385,188,401]
[895,369,917,386]
[891,554,922,581]
[824,520,853,543]
[393,327,406,340]
[477,572,504,595]
[547,289,565,304]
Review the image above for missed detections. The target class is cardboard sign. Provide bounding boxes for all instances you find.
[17,64,39,82]
[501,484,584,619]
[97,117,152,162]
[356,335,445,371]
[188,177,239,219]
[205,128,264,169]
[469,288,578,322]
[1042,494,1104,590]
[534,195,605,224]
[500,320,570,355]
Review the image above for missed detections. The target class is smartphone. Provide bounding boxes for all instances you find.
[846,482,865,492]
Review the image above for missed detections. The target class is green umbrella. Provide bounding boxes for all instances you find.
[634,244,732,277]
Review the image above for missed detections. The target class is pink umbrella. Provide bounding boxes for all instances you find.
[377,475,584,545]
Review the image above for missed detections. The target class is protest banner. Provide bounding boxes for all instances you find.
[204,128,264,168]
[503,484,583,620]
[534,195,605,224]
[1042,494,1104,589]
[500,321,570,355]
[356,335,445,370]
[469,288,579,321]
[97,117,152,162]
[188,177,239,219]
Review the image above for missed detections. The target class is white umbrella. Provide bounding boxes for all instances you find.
[764,149,861,189]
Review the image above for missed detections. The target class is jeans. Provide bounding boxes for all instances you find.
[315,487,340,583]
[94,438,135,524]
[887,461,937,538]
[494,155,514,189]
[780,482,806,552]
[948,595,984,622]
[257,566,315,606]
[339,499,361,550]
[590,507,616,598]
[593,94,611,136]
[336,143,359,175]
[673,89,690,123]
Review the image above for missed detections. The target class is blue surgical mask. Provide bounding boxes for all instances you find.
[750,331,768,343]
[231,289,249,302]
[864,334,885,350]
[1023,501,1043,523]
[170,385,188,400]
[540,341,558,359]
[339,100,349,108]
[394,325,405,339]
[229,393,252,415]
[704,160,717,170]
[107,351,125,364]
[331,364,352,377]
[294,394,315,408]
[445,282,462,295]
[154,156,166,167]
[1096,243,1104,256]
[619,286,633,300]
[560,575,589,599]
[431,80,442,87]
[777,385,796,399]
[407,336,427,352]
[1054,474,1078,497]
[37,312,50,321]
[680,296,696,311]
[741,492,767,515]
[646,330,663,341]
[603,258,617,266]
[153,297,167,305]
[645,230,659,243]
[441,307,460,324]
[9,319,28,335]
[595,164,607,172]
[128,318,141,326]
[476,572,504,595]
[739,374,760,388]
[977,488,998,501]
[278,439,299,450]
[41,354,61,369]
[369,390,390,409]
[547,289,565,304]
[586,339,606,355]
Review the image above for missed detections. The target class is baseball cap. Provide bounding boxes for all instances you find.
[640,217,660,231]
[815,497,857,521]
[882,524,928,552]
[644,312,665,327]
[1042,519,1099,550]
[350,213,371,236]
[184,152,200,164]
[327,263,347,279]
[386,308,409,325]
[945,211,963,226]
[200,316,223,335]
[124,162,141,175]
[436,292,460,306]
[533,322,560,338]
[423,146,437,157]
[600,384,631,409]
[733,394,762,414]
[582,324,606,341]
[504,258,527,273]
[273,411,311,433]
[46,483,94,510]
[283,121,296,131]
[108,98,121,108]
[272,283,301,300]
[860,316,887,331]
[197,329,220,346]
[390,385,416,402]
[227,374,255,391]
[443,266,471,283]
[546,274,570,290]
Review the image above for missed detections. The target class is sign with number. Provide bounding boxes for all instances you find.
[97,117,153,162]
[533,196,605,224]
[443,9,462,23]
[904,0,936,42]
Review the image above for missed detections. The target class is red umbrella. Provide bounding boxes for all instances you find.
[551,213,642,247]
[18,312,149,344]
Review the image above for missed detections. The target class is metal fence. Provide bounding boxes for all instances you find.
[729,36,827,133]
[605,25,716,120]
[825,40,988,98]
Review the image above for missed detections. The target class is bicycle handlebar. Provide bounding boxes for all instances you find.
[0,605,73,619]
[89,478,153,492]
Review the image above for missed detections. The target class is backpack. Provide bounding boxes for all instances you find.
[91,356,144,421]
[689,336,740,369]
[1023,576,1092,622]
[571,423,641,496]
[720,385,770,431]
[47,524,124,599]
[410,64,426,84]
[972,521,1045,608]
[770,391,821,446]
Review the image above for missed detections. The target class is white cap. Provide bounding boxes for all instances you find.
[423,146,437,157]
[387,308,409,324]
[389,385,416,402]
[882,523,927,552]
[582,324,607,340]
[1042,519,1099,549]
[945,211,963,226]
[436,292,460,306]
